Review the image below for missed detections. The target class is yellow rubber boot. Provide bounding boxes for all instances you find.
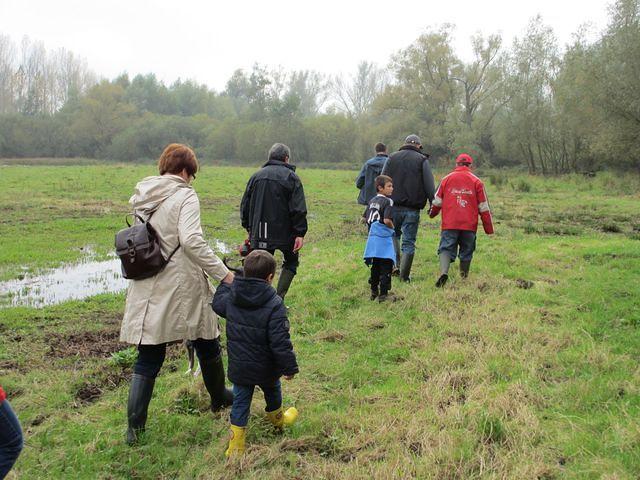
[266,407,284,429]
[266,406,299,429]
[224,425,246,457]
[283,407,298,426]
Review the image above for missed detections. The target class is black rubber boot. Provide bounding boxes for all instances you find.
[399,253,414,283]
[435,274,449,288]
[126,373,155,445]
[200,355,234,412]
[460,260,471,278]
[276,269,296,300]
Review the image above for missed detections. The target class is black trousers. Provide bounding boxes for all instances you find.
[370,258,393,295]
[265,248,299,274]
[133,337,221,378]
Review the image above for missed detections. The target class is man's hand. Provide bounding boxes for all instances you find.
[284,374,295,381]
[292,236,304,253]
[222,271,235,284]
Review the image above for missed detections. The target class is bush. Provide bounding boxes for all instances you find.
[513,179,532,193]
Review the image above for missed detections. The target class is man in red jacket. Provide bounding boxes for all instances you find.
[429,153,494,287]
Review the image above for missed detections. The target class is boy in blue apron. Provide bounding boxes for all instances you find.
[363,175,398,302]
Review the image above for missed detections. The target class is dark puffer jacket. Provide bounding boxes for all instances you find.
[355,154,388,205]
[212,277,298,386]
[382,145,435,210]
[241,159,308,250]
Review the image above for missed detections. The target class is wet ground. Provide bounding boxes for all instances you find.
[0,256,127,308]
[0,239,234,308]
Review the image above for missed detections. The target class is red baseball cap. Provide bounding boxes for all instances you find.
[455,153,473,165]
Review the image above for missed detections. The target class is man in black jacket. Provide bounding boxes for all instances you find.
[240,143,308,299]
[382,134,435,282]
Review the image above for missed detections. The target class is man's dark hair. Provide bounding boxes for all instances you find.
[375,175,392,191]
[243,250,277,280]
[268,143,291,162]
[375,142,386,153]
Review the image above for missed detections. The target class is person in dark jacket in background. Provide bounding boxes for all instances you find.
[0,385,23,479]
[356,142,389,205]
[212,250,299,457]
[241,143,308,300]
[382,134,435,282]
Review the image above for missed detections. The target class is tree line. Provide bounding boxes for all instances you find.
[0,0,638,172]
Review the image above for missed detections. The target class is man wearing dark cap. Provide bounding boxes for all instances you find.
[241,143,308,300]
[382,134,435,282]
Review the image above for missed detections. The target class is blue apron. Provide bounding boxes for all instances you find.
[364,221,396,264]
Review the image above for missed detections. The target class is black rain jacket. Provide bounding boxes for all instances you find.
[241,159,308,250]
[382,145,435,210]
[212,277,299,386]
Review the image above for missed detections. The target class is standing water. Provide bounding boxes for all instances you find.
[0,256,127,308]
[0,239,234,308]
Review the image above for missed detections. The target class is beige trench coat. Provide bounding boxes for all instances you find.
[120,174,229,345]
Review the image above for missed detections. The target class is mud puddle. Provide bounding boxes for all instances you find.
[0,239,234,309]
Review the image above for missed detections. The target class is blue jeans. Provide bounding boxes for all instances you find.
[393,208,421,254]
[230,380,282,427]
[438,230,477,262]
[0,400,23,479]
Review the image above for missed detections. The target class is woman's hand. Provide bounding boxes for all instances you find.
[222,271,234,284]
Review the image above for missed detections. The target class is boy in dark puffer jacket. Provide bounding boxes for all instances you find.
[212,250,299,457]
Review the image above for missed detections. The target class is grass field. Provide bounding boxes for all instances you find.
[1,164,639,479]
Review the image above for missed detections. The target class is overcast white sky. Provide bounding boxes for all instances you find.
[1,0,610,91]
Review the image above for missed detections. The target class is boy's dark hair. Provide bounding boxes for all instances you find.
[243,250,276,280]
[375,142,386,153]
[375,175,392,191]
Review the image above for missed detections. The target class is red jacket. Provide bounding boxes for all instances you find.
[0,385,5,403]
[429,166,494,234]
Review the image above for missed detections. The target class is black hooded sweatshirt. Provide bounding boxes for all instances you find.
[240,159,308,250]
[212,277,298,386]
[382,145,435,210]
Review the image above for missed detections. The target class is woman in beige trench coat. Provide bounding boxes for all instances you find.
[121,143,234,445]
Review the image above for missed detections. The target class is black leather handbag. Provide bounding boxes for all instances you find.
[115,213,179,280]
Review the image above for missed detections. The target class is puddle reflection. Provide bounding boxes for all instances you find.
[0,257,127,308]
[0,239,234,309]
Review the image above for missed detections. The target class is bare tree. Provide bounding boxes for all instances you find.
[288,70,331,116]
[333,61,387,117]
[451,33,509,129]
[0,35,16,113]
[0,35,96,115]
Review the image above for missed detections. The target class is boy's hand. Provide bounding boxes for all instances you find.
[283,374,295,380]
